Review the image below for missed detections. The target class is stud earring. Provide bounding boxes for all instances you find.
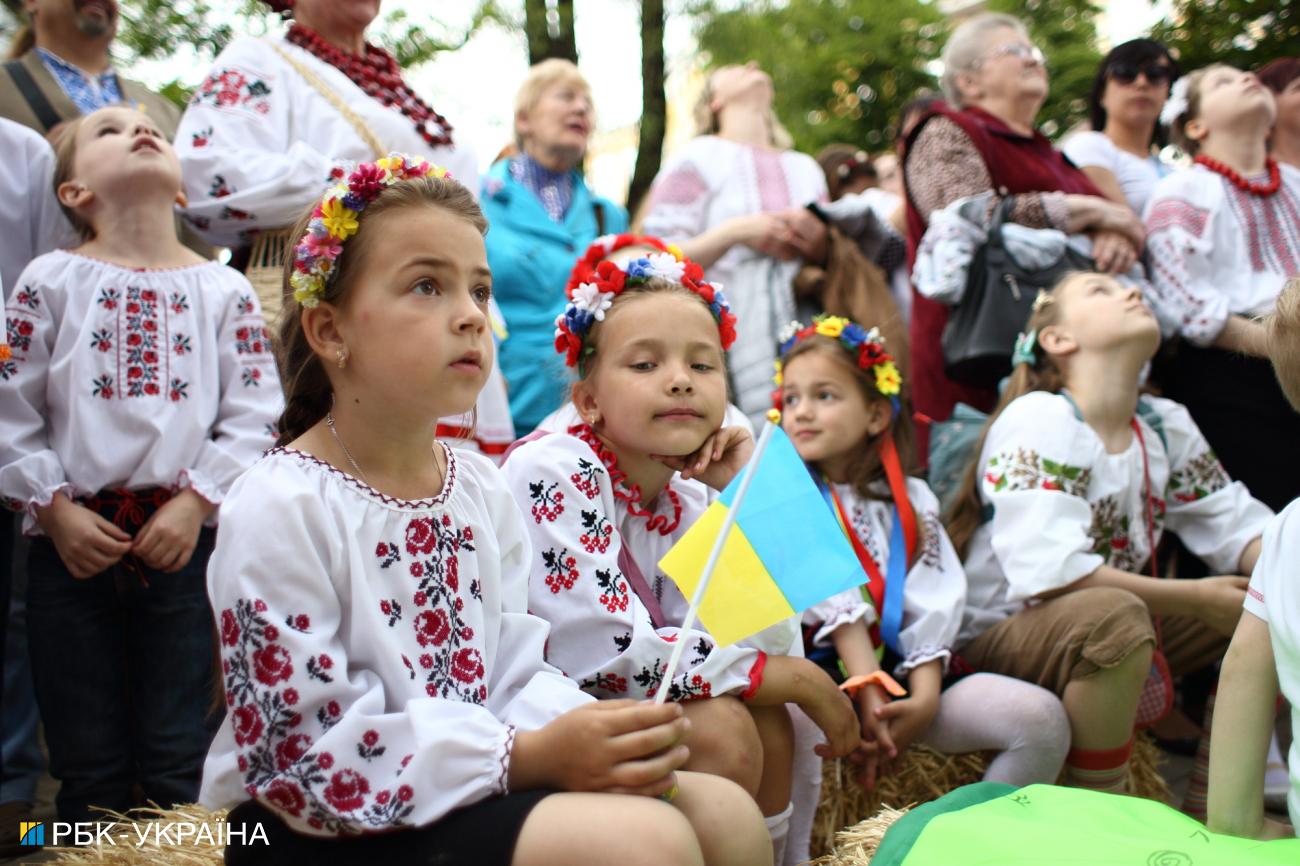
[336,348,348,369]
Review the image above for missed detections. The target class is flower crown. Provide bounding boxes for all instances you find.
[554,234,738,368]
[773,315,902,411]
[290,154,449,308]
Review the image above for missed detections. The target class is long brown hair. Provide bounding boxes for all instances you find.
[944,278,1074,559]
[779,336,919,501]
[273,176,487,446]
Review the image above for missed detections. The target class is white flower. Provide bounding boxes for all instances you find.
[778,320,804,344]
[1160,76,1190,128]
[645,252,685,283]
[593,234,618,253]
[571,282,615,321]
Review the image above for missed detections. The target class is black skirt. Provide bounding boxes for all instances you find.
[224,790,553,866]
[1154,341,1300,513]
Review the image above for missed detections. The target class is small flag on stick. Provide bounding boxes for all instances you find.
[658,422,865,651]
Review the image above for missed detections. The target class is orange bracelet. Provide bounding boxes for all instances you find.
[839,671,907,700]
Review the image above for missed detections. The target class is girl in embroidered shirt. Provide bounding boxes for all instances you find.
[944,271,1272,797]
[775,318,1070,790]
[0,105,280,825]
[502,234,862,866]
[201,162,771,866]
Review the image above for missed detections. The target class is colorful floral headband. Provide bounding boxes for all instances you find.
[554,234,738,368]
[290,154,449,308]
[773,315,902,411]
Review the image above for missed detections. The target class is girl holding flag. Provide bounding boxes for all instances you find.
[776,318,1070,788]
[502,234,861,865]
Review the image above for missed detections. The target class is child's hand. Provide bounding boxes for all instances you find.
[652,426,753,491]
[35,494,132,578]
[853,685,897,789]
[133,488,214,573]
[803,677,864,760]
[1194,575,1250,637]
[874,694,939,769]
[509,700,690,797]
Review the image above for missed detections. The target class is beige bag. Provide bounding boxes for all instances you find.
[245,43,387,328]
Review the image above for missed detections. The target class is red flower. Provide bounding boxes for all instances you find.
[593,261,627,292]
[718,311,737,350]
[376,790,390,805]
[413,591,427,606]
[127,302,141,314]
[275,733,313,768]
[409,561,423,578]
[126,332,142,347]
[405,517,438,555]
[142,350,158,364]
[317,751,334,769]
[419,653,433,669]
[263,779,306,817]
[415,609,450,647]
[362,730,379,747]
[127,366,143,379]
[232,704,264,746]
[143,319,157,332]
[294,614,310,630]
[397,785,413,802]
[144,382,160,396]
[375,542,389,557]
[17,321,33,336]
[220,609,240,647]
[263,624,279,641]
[451,647,484,684]
[380,600,392,615]
[255,600,268,612]
[319,654,334,670]
[283,688,299,705]
[323,769,370,812]
[326,700,341,717]
[141,289,157,302]
[253,644,294,685]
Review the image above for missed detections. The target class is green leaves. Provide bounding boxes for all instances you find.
[1153,0,1300,73]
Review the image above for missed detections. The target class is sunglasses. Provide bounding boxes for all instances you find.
[981,43,1047,68]
[1108,63,1174,86]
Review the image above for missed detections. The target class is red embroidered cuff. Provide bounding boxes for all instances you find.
[741,652,767,701]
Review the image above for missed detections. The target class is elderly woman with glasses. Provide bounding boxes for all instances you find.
[901,12,1145,429]
[1063,39,1181,215]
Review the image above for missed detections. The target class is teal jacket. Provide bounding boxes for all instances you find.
[481,159,628,433]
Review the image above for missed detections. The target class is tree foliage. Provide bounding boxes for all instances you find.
[1152,0,1300,74]
[693,0,945,156]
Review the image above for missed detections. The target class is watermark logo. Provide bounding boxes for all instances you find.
[18,821,44,846]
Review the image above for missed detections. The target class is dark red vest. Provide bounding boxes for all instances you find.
[902,103,1104,434]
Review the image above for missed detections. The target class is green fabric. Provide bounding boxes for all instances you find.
[881,783,1300,865]
[872,782,1015,866]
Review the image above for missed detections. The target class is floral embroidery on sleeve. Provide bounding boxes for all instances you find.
[1169,450,1230,503]
[985,449,1092,498]
[191,67,273,116]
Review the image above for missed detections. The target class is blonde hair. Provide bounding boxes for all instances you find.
[939,13,1030,106]
[692,65,795,150]
[50,115,96,241]
[1269,277,1300,412]
[1170,64,1232,156]
[512,58,592,148]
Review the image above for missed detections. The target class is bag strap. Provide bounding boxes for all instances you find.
[4,60,62,133]
[500,429,670,630]
[269,42,386,160]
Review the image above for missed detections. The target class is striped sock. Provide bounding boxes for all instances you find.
[1065,738,1134,794]
[1182,689,1215,821]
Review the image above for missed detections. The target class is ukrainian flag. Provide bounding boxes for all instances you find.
[659,426,865,645]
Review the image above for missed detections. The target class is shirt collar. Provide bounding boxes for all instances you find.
[35,47,116,85]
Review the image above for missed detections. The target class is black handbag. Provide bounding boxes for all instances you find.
[941,198,1094,388]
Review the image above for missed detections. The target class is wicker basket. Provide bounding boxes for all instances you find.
[244,229,292,331]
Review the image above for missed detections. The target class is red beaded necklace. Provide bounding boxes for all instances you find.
[569,424,683,536]
[286,22,454,149]
[1194,154,1282,197]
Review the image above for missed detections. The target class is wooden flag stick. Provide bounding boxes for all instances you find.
[654,420,777,705]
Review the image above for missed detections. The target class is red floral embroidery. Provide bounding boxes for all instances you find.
[264,779,306,816]
[579,509,614,553]
[191,126,213,148]
[253,643,294,685]
[570,458,602,499]
[322,769,370,812]
[191,67,272,115]
[6,318,33,353]
[232,704,264,746]
[596,568,629,613]
[541,547,580,593]
[527,480,565,523]
[568,425,681,534]
[221,609,240,647]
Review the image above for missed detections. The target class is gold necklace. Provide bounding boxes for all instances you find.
[325,411,446,493]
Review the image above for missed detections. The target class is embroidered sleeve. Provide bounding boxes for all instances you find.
[502,436,763,702]
[176,39,347,247]
[0,273,72,520]
[906,117,1065,230]
[179,279,281,504]
[980,393,1104,600]
[210,476,518,837]
[896,481,965,676]
[804,589,875,648]
[1143,188,1227,344]
[641,147,714,243]
[1154,397,1272,573]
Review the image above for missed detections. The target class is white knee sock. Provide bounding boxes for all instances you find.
[786,705,823,866]
[765,802,793,866]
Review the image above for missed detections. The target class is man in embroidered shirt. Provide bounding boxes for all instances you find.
[0,0,181,138]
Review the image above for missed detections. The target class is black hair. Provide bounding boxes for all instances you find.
[1088,39,1180,148]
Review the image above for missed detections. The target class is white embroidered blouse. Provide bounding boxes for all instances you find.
[1143,163,1300,345]
[175,36,478,250]
[501,428,800,702]
[803,477,967,677]
[0,250,281,531]
[200,446,591,836]
[960,392,1272,646]
[641,136,828,424]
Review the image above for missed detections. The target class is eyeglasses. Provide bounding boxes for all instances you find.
[980,43,1046,68]
[1108,63,1174,86]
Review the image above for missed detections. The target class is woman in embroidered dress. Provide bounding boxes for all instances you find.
[0,105,281,823]
[640,62,831,425]
[902,13,1147,436]
[174,0,514,461]
[481,59,629,436]
[1145,64,1300,513]
[943,271,1271,796]
[1062,39,1179,216]
[501,234,861,866]
[203,161,771,866]
[775,318,1069,790]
